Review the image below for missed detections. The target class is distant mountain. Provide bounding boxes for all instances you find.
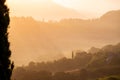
[9,10,120,66]
[101,10,120,22]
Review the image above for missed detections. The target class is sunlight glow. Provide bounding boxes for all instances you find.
[6,0,120,20]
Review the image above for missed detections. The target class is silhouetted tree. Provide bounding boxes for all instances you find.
[0,0,13,80]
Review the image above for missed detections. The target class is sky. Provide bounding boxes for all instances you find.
[6,0,120,20]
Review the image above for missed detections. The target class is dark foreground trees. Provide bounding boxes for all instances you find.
[0,0,13,80]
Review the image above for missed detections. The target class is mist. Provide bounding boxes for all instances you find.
[8,10,120,66]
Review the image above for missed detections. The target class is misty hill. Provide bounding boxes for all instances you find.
[101,10,120,22]
[9,10,120,66]
[12,42,120,80]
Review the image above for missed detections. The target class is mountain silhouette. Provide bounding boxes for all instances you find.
[9,10,120,66]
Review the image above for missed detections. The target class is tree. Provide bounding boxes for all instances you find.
[0,0,13,80]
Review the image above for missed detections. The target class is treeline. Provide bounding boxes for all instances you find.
[12,43,120,80]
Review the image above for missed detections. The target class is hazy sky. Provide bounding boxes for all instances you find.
[53,0,120,11]
[7,0,120,20]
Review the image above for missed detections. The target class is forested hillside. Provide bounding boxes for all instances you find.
[12,42,120,80]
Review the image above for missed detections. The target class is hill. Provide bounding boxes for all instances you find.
[9,10,120,66]
[12,42,120,80]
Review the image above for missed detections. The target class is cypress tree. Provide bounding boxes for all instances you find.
[0,0,14,80]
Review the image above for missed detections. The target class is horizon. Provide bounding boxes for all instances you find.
[10,9,120,22]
